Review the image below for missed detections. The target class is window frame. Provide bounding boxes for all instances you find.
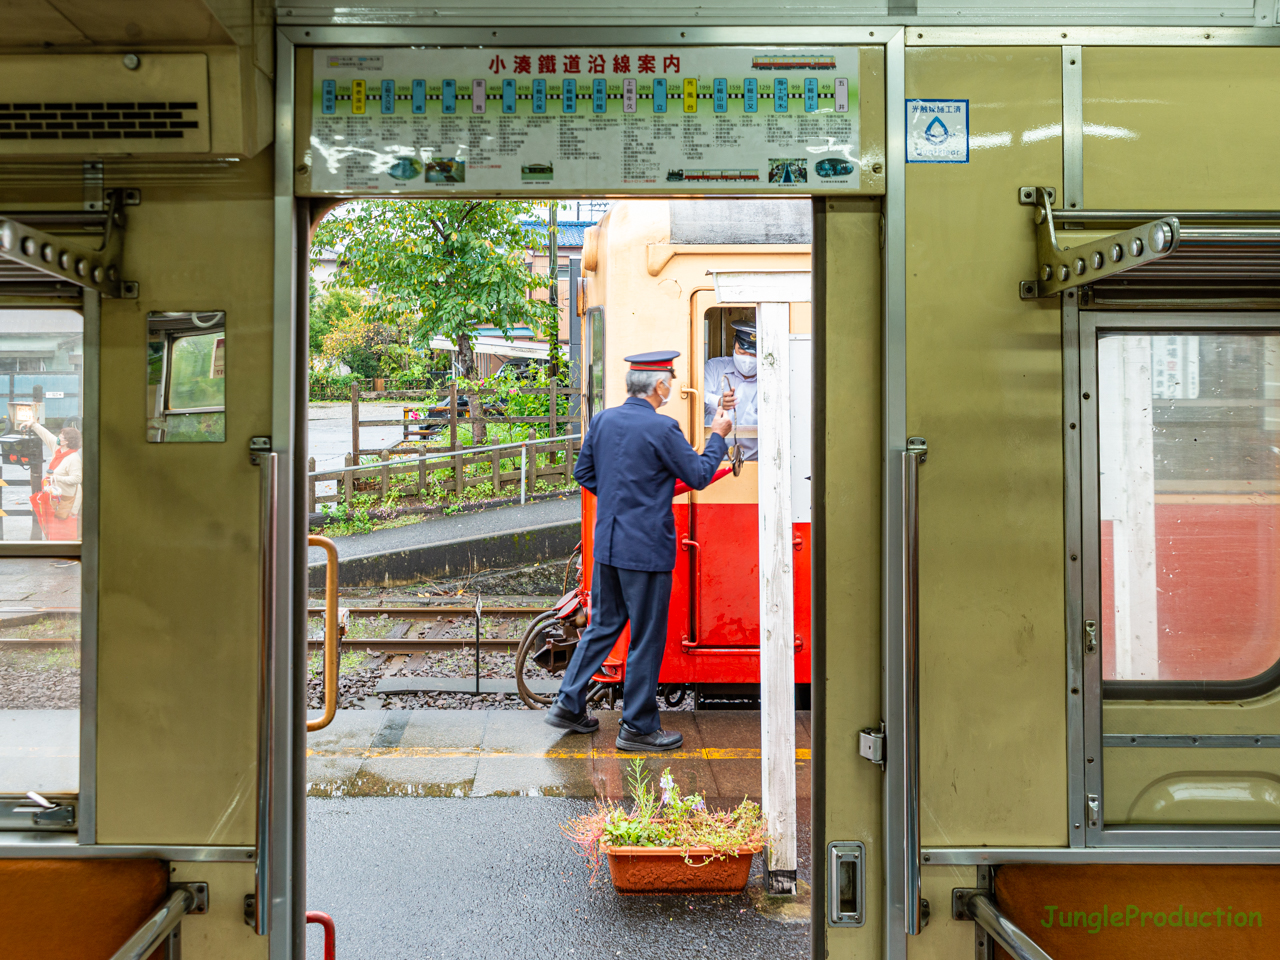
[0,293,94,844]
[1081,310,1280,702]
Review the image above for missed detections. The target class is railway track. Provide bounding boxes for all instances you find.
[305,603,550,654]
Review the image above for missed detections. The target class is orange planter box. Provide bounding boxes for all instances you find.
[604,844,762,895]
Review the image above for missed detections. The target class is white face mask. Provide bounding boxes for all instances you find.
[657,378,671,407]
[733,352,757,378]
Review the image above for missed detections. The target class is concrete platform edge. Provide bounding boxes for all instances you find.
[307,519,581,588]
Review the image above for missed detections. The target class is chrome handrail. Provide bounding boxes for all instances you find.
[108,888,194,960]
[252,449,277,937]
[902,436,927,935]
[965,892,1056,960]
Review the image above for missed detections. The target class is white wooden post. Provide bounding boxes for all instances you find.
[755,299,797,894]
[1098,335,1159,679]
[711,271,808,896]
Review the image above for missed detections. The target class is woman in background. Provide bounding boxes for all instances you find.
[26,422,82,541]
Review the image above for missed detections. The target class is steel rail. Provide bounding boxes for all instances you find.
[307,637,521,653]
[108,888,194,960]
[305,605,549,617]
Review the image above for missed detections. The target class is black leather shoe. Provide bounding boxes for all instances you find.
[616,725,683,752]
[544,701,599,734]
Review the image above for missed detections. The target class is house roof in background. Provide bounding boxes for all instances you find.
[518,219,597,250]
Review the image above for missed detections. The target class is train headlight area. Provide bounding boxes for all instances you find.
[9,7,1280,960]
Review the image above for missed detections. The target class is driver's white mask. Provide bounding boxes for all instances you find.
[658,378,671,406]
[733,353,757,378]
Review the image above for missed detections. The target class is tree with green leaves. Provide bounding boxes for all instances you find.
[311,200,559,381]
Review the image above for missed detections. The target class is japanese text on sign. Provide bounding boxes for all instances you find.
[307,47,862,194]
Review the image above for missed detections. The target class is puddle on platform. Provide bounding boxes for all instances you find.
[308,774,475,798]
[480,785,573,797]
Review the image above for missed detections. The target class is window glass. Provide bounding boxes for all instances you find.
[1098,332,1280,682]
[0,309,84,544]
[168,333,226,411]
[0,558,81,797]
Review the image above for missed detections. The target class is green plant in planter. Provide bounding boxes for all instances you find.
[562,758,767,882]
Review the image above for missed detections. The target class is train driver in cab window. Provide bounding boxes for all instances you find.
[703,318,757,461]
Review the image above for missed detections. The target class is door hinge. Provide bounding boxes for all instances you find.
[859,725,885,767]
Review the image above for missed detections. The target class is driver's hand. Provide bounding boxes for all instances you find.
[710,405,732,438]
[720,385,738,411]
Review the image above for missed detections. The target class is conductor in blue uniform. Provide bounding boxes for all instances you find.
[546,351,732,751]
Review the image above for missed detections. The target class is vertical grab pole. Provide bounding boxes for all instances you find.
[251,447,278,937]
[902,437,926,935]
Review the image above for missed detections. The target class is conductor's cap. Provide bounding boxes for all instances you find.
[625,350,680,372]
[732,319,757,351]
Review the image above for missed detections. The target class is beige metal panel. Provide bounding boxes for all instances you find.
[0,53,211,156]
[1102,749,1280,824]
[819,197,883,960]
[1103,685,1280,736]
[906,46,1068,847]
[169,861,268,960]
[1084,47,1280,210]
[95,150,273,845]
[917,865,979,958]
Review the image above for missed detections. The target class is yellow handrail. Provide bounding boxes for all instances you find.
[307,535,341,732]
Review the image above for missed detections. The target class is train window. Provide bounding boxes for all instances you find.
[0,309,85,545]
[146,312,226,443]
[1095,330,1280,694]
[704,306,754,360]
[586,306,604,419]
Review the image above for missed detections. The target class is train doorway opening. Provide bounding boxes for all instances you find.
[300,195,822,955]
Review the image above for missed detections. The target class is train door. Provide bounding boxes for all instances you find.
[687,290,814,656]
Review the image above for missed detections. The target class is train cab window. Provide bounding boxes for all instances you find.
[146,312,226,443]
[1091,326,1280,696]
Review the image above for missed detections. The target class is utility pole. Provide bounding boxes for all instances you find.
[547,204,559,380]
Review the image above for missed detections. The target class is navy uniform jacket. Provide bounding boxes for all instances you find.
[574,397,728,572]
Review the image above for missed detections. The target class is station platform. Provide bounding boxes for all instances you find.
[306,708,812,800]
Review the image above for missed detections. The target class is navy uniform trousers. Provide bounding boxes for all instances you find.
[555,561,672,735]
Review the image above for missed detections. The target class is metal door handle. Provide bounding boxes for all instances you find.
[903,436,927,935]
[679,386,700,449]
[308,535,341,732]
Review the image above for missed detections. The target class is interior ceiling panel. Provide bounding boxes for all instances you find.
[0,0,236,46]
[274,0,1274,24]
[45,0,234,44]
[0,1,90,45]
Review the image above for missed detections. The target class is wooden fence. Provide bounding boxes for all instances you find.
[349,380,578,459]
[307,433,581,513]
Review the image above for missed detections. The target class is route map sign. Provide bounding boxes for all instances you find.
[306,47,861,194]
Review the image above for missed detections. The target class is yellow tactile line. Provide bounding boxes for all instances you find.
[307,746,812,761]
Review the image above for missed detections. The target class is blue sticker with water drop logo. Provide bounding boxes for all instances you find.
[906,99,969,163]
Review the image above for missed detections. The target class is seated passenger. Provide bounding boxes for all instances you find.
[703,318,757,461]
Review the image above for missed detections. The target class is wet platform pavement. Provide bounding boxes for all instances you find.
[306,709,813,960]
[306,708,812,801]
